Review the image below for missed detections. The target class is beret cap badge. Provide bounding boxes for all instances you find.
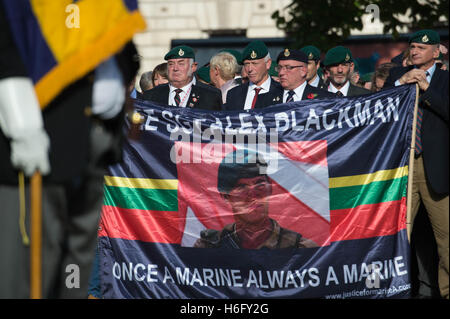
[250,50,257,59]
[422,35,429,43]
[308,52,313,59]
[345,53,350,61]
[178,48,185,56]
[284,49,290,57]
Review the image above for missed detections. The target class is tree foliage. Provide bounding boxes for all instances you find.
[271,0,449,51]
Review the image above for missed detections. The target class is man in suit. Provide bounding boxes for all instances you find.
[142,45,222,111]
[323,46,371,97]
[300,45,327,90]
[224,40,283,110]
[276,48,334,102]
[383,29,449,299]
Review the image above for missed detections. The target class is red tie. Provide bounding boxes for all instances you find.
[251,87,262,109]
[174,88,183,106]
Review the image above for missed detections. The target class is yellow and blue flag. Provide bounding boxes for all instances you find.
[2,0,146,108]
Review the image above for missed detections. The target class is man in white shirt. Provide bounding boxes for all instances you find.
[323,46,370,97]
[383,29,449,299]
[276,48,334,102]
[224,40,283,110]
[142,45,222,111]
[300,45,327,90]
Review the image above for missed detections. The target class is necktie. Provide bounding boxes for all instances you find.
[336,91,343,97]
[174,88,183,106]
[286,90,295,103]
[251,87,262,109]
[415,72,429,156]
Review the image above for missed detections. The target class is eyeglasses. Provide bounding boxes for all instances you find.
[275,65,303,72]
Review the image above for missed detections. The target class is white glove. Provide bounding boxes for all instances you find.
[92,57,125,120]
[10,128,50,176]
[0,77,51,176]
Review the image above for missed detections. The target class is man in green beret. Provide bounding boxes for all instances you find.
[276,48,334,102]
[323,46,370,97]
[224,40,283,110]
[384,29,449,299]
[196,64,211,85]
[142,45,222,110]
[301,45,327,90]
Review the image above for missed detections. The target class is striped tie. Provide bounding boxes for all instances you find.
[174,88,183,106]
[415,72,429,156]
[286,90,295,103]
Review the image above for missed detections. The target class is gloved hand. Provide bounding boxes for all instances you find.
[10,128,50,176]
[92,57,125,120]
[0,77,51,176]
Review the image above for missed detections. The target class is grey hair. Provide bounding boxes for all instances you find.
[210,52,238,81]
[139,71,153,91]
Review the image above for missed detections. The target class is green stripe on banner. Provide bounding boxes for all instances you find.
[103,185,178,211]
[329,175,408,211]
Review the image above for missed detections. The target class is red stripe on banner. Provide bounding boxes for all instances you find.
[329,198,407,242]
[269,182,331,246]
[271,140,328,167]
[99,205,183,244]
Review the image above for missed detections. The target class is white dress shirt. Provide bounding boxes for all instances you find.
[168,77,196,107]
[309,75,320,88]
[328,80,350,96]
[244,76,272,110]
[283,81,307,103]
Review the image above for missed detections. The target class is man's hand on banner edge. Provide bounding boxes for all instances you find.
[398,69,430,92]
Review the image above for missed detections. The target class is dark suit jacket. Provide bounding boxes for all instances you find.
[223,79,284,111]
[313,77,327,91]
[142,81,222,111]
[301,84,336,100]
[325,81,371,97]
[347,83,371,97]
[384,65,449,195]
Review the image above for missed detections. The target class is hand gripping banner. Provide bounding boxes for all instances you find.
[98,85,416,299]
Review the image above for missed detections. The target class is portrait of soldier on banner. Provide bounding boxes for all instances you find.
[176,141,331,249]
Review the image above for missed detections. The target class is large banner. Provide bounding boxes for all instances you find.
[98,85,416,299]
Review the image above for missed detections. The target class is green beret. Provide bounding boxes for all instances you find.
[217,149,267,194]
[409,29,440,45]
[196,65,210,83]
[353,59,359,72]
[220,49,243,65]
[323,46,353,66]
[360,72,373,83]
[242,40,269,61]
[269,61,278,77]
[300,45,321,61]
[164,45,195,60]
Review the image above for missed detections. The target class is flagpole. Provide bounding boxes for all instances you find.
[406,84,419,242]
[30,171,42,299]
